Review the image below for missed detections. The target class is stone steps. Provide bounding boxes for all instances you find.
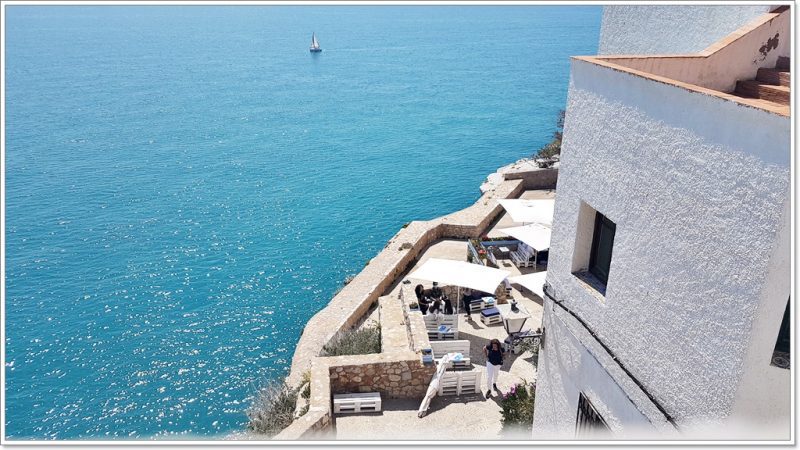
[735,80,790,105]
[732,57,790,107]
[756,67,790,87]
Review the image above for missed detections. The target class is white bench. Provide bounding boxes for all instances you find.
[430,340,471,369]
[480,307,503,325]
[467,297,496,314]
[438,370,481,396]
[333,392,382,414]
[510,249,534,268]
[423,314,459,340]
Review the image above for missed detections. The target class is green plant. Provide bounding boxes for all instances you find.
[533,109,565,159]
[300,371,311,400]
[321,325,381,357]
[298,403,310,417]
[246,379,298,436]
[409,301,419,309]
[500,381,536,435]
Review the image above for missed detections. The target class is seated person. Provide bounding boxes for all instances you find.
[415,284,430,314]
[415,284,425,301]
[419,296,431,315]
[428,298,443,315]
[462,289,489,319]
[430,281,443,299]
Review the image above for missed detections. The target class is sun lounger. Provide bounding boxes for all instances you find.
[333,392,382,414]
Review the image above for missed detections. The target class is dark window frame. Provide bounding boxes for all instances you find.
[771,298,790,369]
[588,212,616,285]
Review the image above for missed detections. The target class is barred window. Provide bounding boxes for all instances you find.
[576,393,610,437]
[771,298,790,369]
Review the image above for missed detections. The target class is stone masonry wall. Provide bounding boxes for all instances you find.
[329,355,435,399]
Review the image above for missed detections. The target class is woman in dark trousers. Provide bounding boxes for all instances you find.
[483,338,505,397]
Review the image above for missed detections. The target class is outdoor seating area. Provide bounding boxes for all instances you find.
[332,189,552,439]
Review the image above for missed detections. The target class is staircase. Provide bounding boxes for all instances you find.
[734,56,790,107]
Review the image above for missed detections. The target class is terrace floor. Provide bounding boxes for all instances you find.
[337,190,551,439]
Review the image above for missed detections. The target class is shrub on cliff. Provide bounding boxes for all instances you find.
[534,109,566,160]
[321,325,381,356]
[246,379,298,436]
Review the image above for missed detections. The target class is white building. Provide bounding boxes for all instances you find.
[533,5,791,440]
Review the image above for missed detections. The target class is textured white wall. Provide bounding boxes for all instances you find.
[728,196,790,439]
[534,58,790,436]
[533,305,665,439]
[599,5,771,55]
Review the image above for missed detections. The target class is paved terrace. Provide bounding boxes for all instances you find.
[336,191,551,440]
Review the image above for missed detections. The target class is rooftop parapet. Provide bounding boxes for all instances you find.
[575,6,790,117]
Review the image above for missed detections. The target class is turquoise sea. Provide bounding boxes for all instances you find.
[4,5,600,439]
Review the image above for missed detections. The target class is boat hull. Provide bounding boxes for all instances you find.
[309,48,322,53]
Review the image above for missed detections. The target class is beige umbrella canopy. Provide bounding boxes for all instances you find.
[497,198,555,226]
[498,223,552,251]
[508,270,548,299]
[408,258,510,295]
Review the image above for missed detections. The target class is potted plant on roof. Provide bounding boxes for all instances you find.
[478,248,487,263]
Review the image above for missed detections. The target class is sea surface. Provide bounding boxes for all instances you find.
[4,5,600,439]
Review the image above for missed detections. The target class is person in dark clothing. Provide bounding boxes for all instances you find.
[415,284,425,300]
[415,284,430,315]
[442,296,454,315]
[483,338,505,397]
[462,290,485,320]
[430,281,443,299]
[428,298,443,315]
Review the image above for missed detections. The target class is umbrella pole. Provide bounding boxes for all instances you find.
[457,286,460,315]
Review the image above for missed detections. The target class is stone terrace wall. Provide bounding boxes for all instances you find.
[275,295,433,439]
[329,353,435,399]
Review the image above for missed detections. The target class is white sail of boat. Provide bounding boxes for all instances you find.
[310,32,321,52]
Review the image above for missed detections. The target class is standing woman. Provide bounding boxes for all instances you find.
[483,338,505,397]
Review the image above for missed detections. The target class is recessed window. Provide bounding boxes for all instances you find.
[571,202,616,297]
[771,299,790,369]
[589,212,616,285]
[576,393,610,437]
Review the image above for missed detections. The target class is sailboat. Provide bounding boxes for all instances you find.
[309,32,322,53]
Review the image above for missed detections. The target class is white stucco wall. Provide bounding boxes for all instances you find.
[728,196,791,440]
[599,5,771,55]
[534,58,790,437]
[533,301,672,439]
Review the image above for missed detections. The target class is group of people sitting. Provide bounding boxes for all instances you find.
[414,282,496,319]
[413,282,454,315]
